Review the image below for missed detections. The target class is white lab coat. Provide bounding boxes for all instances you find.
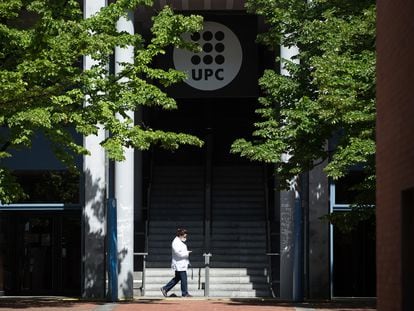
[171,236,190,271]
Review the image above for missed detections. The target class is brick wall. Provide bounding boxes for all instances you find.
[376,1,414,310]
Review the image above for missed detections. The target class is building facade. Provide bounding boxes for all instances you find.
[377,1,414,310]
[0,0,375,300]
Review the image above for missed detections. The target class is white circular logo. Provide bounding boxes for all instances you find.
[173,21,243,91]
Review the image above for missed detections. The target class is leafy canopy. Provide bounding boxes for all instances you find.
[0,0,203,203]
[232,0,376,203]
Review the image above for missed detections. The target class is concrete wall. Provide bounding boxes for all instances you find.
[376,1,414,310]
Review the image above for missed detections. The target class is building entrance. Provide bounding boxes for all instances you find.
[145,98,265,221]
[0,211,81,296]
[142,99,273,297]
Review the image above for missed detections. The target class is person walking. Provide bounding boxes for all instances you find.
[160,228,193,297]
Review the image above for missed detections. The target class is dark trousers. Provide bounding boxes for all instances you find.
[163,271,188,296]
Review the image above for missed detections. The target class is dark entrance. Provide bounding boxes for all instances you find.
[147,98,258,165]
[143,99,271,297]
[0,210,81,296]
[145,98,262,221]
[332,219,376,297]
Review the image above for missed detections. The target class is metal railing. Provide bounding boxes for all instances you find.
[203,253,212,296]
[134,252,148,296]
[266,252,279,298]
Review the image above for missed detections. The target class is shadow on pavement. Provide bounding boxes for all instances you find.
[0,297,101,309]
[0,297,376,310]
[212,298,376,310]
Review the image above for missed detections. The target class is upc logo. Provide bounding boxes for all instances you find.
[173,21,243,91]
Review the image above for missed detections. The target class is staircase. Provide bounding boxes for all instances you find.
[143,165,271,298]
[208,166,269,297]
[144,166,205,297]
[148,166,204,221]
[144,220,205,297]
[212,166,266,221]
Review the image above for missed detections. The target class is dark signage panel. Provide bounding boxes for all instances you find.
[157,14,258,98]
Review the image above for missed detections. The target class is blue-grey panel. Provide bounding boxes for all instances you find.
[1,131,83,170]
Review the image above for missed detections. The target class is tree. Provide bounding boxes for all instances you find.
[232,0,376,211]
[0,0,203,203]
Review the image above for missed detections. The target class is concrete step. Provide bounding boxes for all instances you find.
[145,285,268,297]
[211,242,266,249]
[146,255,204,262]
[146,262,205,268]
[212,227,267,234]
[148,234,204,241]
[212,191,264,197]
[144,286,270,298]
[209,275,268,284]
[210,234,266,242]
[208,290,270,298]
[150,215,204,221]
[208,257,267,264]
[145,268,204,277]
[145,278,204,288]
[147,164,269,298]
[144,289,205,297]
[209,249,267,256]
[144,275,266,285]
[149,220,204,226]
[148,239,264,247]
[146,254,204,261]
[212,222,266,228]
[147,247,204,254]
[149,205,204,211]
[210,268,267,277]
[210,262,268,268]
[151,188,204,195]
[212,209,265,216]
[145,267,268,277]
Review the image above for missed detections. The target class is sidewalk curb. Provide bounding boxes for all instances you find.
[93,303,118,311]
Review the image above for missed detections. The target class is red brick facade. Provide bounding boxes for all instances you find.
[377,1,414,310]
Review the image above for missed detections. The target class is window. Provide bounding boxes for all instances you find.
[332,216,376,297]
[334,171,365,205]
[13,170,80,204]
[330,169,376,297]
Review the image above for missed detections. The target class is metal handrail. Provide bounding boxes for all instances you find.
[203,253,212,297]
[263,165,277,298]
[134,252,148,296]
[265,252,279,298]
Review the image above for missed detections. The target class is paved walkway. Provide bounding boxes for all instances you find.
[0,297,376,311]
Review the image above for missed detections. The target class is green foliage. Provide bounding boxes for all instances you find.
[322,205,375,237]
[0,0,203,203]
[232,0,376,201]
[0,168,26,203]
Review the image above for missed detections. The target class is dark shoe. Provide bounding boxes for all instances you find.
[182,294,193,297]
[160,287,167,297]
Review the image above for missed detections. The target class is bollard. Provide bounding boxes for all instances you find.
[203,253,212,297]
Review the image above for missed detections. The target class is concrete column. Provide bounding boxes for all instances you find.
[308,161,330,299]
[279,188,295,299]
[82,0,107,299]
[114,11,135,300]
[279,44,299,301]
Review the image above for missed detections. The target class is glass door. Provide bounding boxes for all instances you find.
[20,216,54,294]
[0,211,81,296]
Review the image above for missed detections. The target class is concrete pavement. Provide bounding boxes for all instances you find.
[0,297,376,311]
